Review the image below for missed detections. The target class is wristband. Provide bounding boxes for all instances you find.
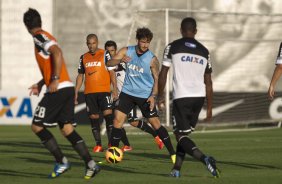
[51,75,60,81]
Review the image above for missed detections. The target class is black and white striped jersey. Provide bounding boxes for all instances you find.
[162,37,212,99]
[276,42,282,64]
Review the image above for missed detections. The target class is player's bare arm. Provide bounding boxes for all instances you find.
[29,79,45,96]
[268,64,282,100]
[204,73,213,121]
[107,47,130,66]
[109,70,118,101]
[49,45,63,93]
[74,74,84,104]
[147,56,159,110]
[158,65,169,109]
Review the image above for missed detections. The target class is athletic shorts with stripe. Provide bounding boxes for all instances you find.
[85,92,112,115]
[116,92,159,119]
[32,87,76,128]
[172,97,205,135]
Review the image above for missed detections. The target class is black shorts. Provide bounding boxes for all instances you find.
[113,100,143,122]
[32,87,76,128]
[127,105,143,122]
[116,92,158,119]
[85,92,112,115]
[172,97,205,135]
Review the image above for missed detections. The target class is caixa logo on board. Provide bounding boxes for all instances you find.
[0,97,33,118]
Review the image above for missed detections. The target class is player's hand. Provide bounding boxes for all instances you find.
[28,83,41,96]
[121,56,131,63]
[147,96,156,111]
[268,85,275,100]
[48,80,59,93]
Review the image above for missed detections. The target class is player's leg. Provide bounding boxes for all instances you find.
[172,98,219,178]
[138,99,175,162]
[127,105,164,149]
[31,91,71,178]
[89,114,103,152]
[110,110,127,147]
[85,94,103,152]
[32,124,68,167]
[110,92,134,147]
[102,109,114,146]
[120,127,132,151]
[148,116,176,162]
[128,106,156,136]
[113,99,131,150]
[131,120,164,149]
[59,88,100,179]
[128,106,163,149]
[60,123,100,179]
[100,93,114,146]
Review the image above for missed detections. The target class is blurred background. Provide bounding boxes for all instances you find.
[1,0,282,128]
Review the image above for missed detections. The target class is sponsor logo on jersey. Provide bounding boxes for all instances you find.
[127,63,144,73]
[185,42,196,48]
[85,61,102,67]
[181,55,204,65]
[88,71,97,76]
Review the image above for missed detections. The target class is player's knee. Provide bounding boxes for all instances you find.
[31,124,43,134]
[103,109,112,116]
[60,123,74,137]
[89,114,99,119]
[130,121,138,127]
[148,117,161,130]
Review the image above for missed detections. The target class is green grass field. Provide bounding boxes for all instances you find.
[0,125,282,184]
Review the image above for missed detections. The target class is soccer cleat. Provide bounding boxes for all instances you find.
[204,156,220,178]
[170,169,180,178]
[121,145,133,152]
[84,165,101,180]
[171,154,176,164]
[93,145,103,153]
[48,162,70,178]
[154,136,164,149]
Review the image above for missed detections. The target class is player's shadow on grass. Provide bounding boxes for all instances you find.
[0,168,46,178]
[125,151,195,163]
[97,163,171,177]
[218,160,281,170]
[0,141,101,160]
[0,141,76,151]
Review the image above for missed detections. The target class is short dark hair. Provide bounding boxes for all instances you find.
[104,40,117,50]
[86,34,98,41]
[136,27,153,41]
[23,8,42,30]
[181,17,197,33]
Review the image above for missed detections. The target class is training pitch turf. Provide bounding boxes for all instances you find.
[0,125,281,184]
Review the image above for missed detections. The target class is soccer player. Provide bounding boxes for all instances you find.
[74,34,117,153]
[23,8,100,179]
[107,28,176,163]
[105,40,164,151]
[158,17,220,178]
[268,42,282,100]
